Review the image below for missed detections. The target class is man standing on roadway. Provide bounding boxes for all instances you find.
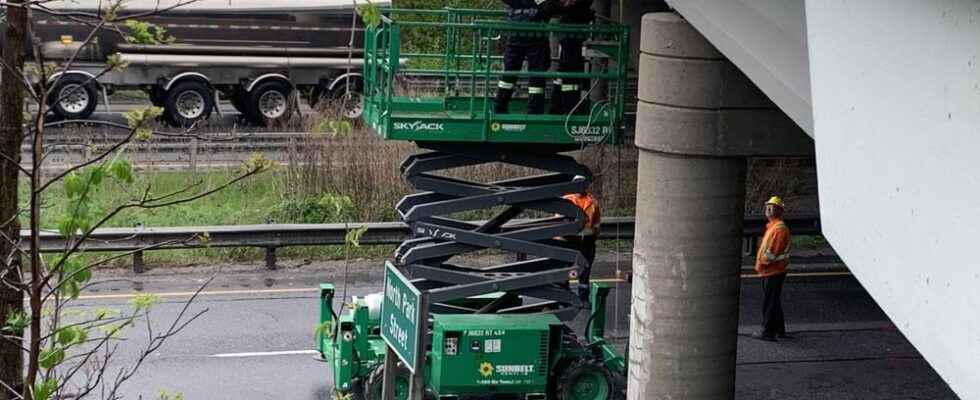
[753,196,792,342]
[562,179,601,300]
[549,0,594,115]
[494,0,562,114]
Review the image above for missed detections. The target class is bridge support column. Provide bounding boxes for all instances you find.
[628,12,813,400]
[629,151,746,399]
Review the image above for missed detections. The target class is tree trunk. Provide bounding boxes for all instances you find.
[0,1,27,399]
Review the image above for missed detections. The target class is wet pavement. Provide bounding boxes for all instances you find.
[64,255,958,400]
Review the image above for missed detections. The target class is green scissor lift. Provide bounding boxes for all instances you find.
[317,8,630,400]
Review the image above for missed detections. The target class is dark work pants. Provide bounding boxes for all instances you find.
[550,37,588,114]
[495,39,550,114]
[550,1,593,114]
[564,235,597,296]
[762,272,787,336]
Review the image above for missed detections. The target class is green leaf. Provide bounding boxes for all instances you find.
[39,347,65,369]
[62,257,92,284]
[33,377,58,400]
[56,327,81,346]
[2,310,29,333]
[88,166,105,186]
[110,158,134,183]
[64,172,82,198]
[77,218,93,236]
[57,217,77,237]
[60,280,80,299]
[106,53,130,70]
[314,320,334,340]
[356,2,382,28]
[59,326,87,346]
[93,307,119,320]
[130,293,161,312]
[157,390,186,400]
[124,106,164,134]
[75,264,92,283]
[345,225,369,248]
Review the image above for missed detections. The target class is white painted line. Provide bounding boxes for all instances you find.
[65,272,852,301]
[76,287,319,300]
[210,350,319,358]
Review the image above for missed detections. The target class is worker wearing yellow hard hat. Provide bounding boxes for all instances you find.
[766,196,785,209]
[753,195,792,342]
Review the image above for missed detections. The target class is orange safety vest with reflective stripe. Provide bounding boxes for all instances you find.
[563,193,601,236]
[755,219,791,277]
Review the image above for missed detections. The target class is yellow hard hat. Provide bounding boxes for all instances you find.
[766,196,785,209]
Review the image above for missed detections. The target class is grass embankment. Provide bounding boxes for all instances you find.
[23,130,818,270]
[24,170,394,269]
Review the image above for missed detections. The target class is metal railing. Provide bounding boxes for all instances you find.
[19,215,820,273]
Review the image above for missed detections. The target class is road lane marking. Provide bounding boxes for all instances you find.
[210,350,319,358]
[76,287,319,300]
[67,271,852,300]
[590,271,853,283]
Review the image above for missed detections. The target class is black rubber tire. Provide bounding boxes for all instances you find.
[365,364,411,400]
[245,80,293,126]
[48,74,99,120]
[163,80,214,128]
[313,77,364,119]
[555,358,615,400]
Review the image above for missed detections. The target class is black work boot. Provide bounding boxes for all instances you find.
[527,93,546,114]
[494,88,513,114]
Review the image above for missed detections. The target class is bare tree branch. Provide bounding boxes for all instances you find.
[102,275,215,400]
[0,151,31,177]
[34,125,137,194]
[42,236,194,303]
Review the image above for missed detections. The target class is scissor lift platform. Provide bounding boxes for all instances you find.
[363,8,630,145]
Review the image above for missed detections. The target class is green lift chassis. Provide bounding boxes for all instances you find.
[316,8,630,400]
[318,282,626,400]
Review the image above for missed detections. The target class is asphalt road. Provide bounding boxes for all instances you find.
[63,260,957,400]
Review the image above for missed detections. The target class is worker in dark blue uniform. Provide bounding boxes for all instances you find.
[549,0,595,115]
[494,0,561,114]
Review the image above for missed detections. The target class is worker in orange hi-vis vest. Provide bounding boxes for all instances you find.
[752,196,792,342]
[561,178,601,301]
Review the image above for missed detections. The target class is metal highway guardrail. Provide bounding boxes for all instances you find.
[20,215,821,273]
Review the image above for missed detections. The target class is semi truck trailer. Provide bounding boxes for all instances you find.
[13,0,381,126]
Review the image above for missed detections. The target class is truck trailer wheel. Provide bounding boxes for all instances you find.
[164,80,214,127]
[555,359,615,400]
[330,80,365,119]
[48,75,98,120]
[246,80,293,126]
[311,78,364,119]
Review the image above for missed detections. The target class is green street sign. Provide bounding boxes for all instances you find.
[381,261,426,373]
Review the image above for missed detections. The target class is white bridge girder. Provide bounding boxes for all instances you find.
[662,1,980,399]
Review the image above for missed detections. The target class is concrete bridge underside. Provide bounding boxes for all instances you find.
[628,1,980,399]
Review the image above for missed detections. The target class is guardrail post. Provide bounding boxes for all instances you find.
[265,247,277,270]
[190,137,199,172]
[133,251,144,274]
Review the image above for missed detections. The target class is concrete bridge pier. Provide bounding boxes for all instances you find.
[628,12,814,400]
